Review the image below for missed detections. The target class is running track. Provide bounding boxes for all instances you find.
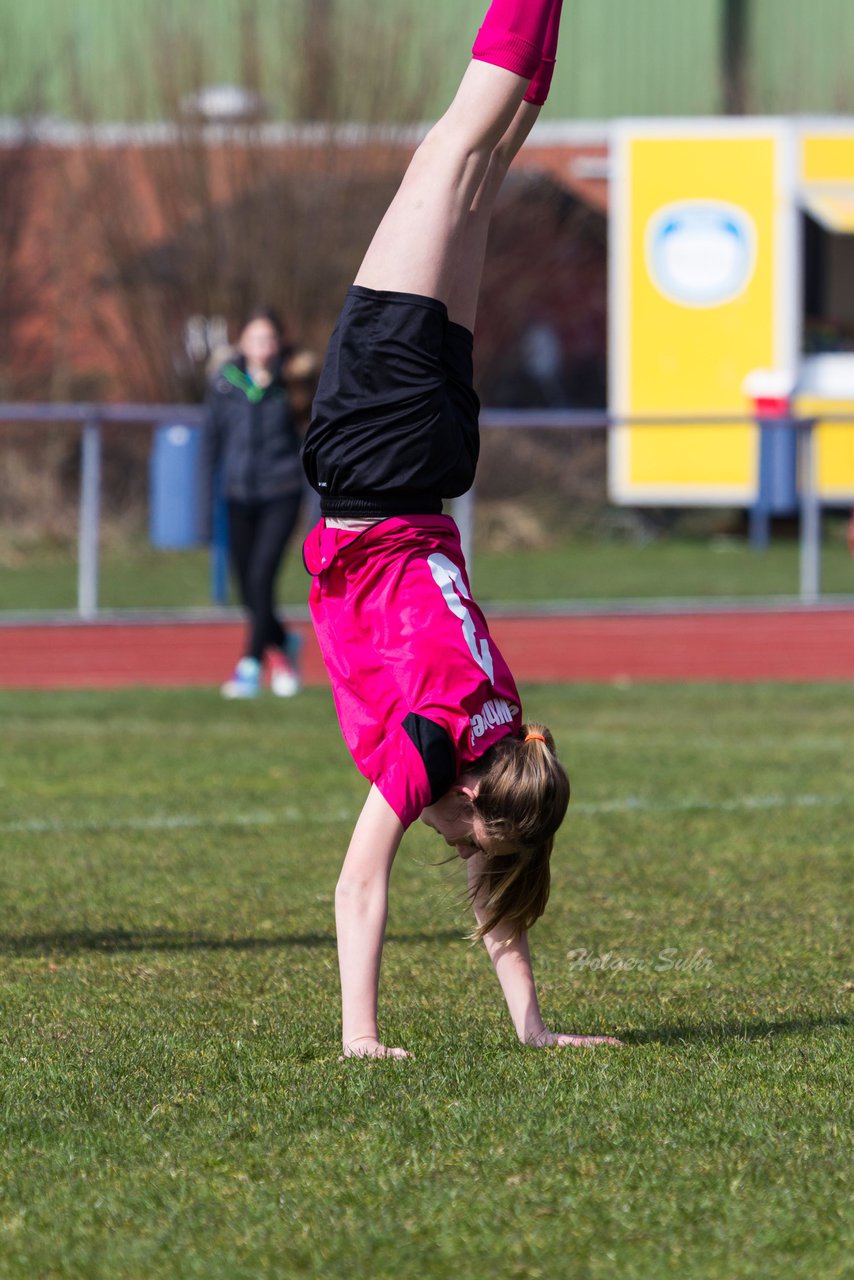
[2,607,853,688]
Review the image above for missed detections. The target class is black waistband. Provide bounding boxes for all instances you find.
[320,494,443,518]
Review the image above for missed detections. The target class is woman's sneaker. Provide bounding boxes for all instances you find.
[268,633,303,697]
[221,656,261,699]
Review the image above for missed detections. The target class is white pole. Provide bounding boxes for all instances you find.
[452,487,475,583]
[77,418,102,619]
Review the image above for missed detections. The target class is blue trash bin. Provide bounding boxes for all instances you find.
[757,420,798,514]
[149,424,205,549]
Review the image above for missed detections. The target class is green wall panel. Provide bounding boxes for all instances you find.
[0,0,850,123]
[751,0,854,113]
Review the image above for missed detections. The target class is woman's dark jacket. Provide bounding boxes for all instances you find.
[206,356,303,502]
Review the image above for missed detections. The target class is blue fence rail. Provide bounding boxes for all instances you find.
[0,402,849,616]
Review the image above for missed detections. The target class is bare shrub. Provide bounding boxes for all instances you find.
[3,7,609,554]
[68,2,447,403]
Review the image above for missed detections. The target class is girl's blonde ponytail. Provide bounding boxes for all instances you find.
[467,722,570,940]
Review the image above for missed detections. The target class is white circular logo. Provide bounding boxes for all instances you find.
[646,201,756,308]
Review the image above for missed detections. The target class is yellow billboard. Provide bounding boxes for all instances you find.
[609,120,796,505]
[798,125,854,501]
[796,397,854,501]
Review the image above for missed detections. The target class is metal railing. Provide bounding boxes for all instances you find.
[0,403,204,620]
[473,408,847,606]
[0,402,850,617]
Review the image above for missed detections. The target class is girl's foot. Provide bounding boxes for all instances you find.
[221,656,261,699]
[268,634,303,697]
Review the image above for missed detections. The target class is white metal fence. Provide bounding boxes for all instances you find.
[0,402,849,617]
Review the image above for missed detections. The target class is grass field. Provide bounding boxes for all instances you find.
[1,683,851,1278]
[1,530,852,612]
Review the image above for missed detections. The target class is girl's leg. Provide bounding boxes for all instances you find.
[226,500,258,656]
[244,495,301,658]
[354,0,563,309]
[445,98,541,331]
[448,0,568,327]
[448,0,565,328]
[353,61,526,305]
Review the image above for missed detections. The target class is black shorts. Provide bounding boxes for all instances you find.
[301,286,480,518]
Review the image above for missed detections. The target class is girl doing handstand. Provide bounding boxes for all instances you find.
[303,0,621,1058]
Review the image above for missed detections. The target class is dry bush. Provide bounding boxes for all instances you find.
[69,2,445,403]
[472,172,608,541]
[2,6,609,549]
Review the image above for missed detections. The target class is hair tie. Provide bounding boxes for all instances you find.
[524,732,547,744]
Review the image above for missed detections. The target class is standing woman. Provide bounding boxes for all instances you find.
[207,307,304,698]
[303,0,622,1056]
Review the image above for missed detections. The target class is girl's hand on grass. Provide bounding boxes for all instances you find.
[527,1029,623,1049]
[341,1037,412,1060]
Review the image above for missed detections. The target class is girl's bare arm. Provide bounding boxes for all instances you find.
[335,784,409,1058]
[467,854,622,1048]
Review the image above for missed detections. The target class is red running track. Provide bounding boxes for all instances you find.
[1,609,853,688]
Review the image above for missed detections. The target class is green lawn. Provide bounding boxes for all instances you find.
[0,533,852,612]
[0,684,850,1279]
